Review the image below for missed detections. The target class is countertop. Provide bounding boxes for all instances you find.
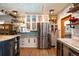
[57,38,79,53]
[17,32,38,37]
[0,35,20,42]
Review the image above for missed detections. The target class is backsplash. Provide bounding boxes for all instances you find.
[72,25,79,39]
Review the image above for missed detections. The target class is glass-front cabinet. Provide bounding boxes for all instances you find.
[31,15,37,31]
[25,15,37,32]
[19,14,49,32]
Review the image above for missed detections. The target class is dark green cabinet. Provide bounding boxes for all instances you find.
[0,42,3,55]
[56,40,63,56]
[57,40,79,56]
[0,36,20,56]
[63,45,69,56]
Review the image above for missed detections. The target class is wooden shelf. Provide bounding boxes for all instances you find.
[67,4,79,13]
[0,24,16,35]
[67,23,79,25]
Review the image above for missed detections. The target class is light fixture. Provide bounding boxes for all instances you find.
[49,9,57,23]
[49,9,54,15]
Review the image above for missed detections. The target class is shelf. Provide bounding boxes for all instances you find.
[67,4,79,13]
[67,23,79,25]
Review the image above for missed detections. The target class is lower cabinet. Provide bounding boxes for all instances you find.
[0,43,3,55]
[63,45,69,56]
[2,40,14,56]
[0,36,20,56]
[20,35,38,48]
[57,40,79,56]
[56,40,63,56]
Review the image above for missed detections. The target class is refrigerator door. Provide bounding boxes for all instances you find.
[37,22,51,49]
[38,36,49,49]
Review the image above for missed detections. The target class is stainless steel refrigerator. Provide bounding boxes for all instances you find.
[37,22,51,49]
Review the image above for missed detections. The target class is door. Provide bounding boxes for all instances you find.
[61,15,71,38]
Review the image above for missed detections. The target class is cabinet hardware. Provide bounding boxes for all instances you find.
[34,39,35,43]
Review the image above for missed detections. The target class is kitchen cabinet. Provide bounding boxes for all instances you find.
[20,35,38,48]
[29,37,38,47]
[0,24,16,35]
[56,40,63,56]
[0,36,20,56]
[25,15,37,31]
[63,44,69,56]
[68,49,79,56]
[57,39,79,56]
[0,42,3,55]
[2,40,14,56]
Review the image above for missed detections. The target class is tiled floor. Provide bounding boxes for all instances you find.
[20,48,56,56]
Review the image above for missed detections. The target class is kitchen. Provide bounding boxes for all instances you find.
[0,3,79,56]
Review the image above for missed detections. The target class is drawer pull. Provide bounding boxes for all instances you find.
[34,39,35,43]
[28,39,30,43]
[22,44,24,45]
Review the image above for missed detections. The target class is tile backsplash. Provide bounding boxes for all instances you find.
[72,25,79,39]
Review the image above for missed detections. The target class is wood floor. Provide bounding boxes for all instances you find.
[20,48,56,56]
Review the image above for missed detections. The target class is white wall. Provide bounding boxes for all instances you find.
[58,4,79,39]
[57,4,72,38]
[0,15,12,23]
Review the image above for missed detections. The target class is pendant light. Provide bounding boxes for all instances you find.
[49,9,57,23]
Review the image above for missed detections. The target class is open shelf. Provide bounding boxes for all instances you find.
[67,4,79,13]
[67,23,79,25]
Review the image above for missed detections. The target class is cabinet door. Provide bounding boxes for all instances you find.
[2,41,11,56]
[0,42,3,56]
[20,38,26,47]
[29,37,37,47]
[63,45,69,56]
[57,40,63,56]
[20,35,25,47]
[32,23,37,31]
[31,15,37,31]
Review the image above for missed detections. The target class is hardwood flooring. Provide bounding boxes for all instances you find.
[20,48,56,56]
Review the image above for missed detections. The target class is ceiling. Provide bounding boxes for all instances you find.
[0,3,71,15]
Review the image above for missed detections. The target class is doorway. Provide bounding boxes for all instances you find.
[61,15,71,38]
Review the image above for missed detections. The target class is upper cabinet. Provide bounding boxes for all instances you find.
[32,15,36,22]
[26,15,30,22]
[19,14,49,32]
[24,15,38,32]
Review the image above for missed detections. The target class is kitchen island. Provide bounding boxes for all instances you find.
[57,38,79,56]
[0,35,20,56]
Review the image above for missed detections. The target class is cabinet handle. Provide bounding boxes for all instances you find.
[22,41,24,42]
[22,44,24,45]
[34,39,35,43]
[28,39,30,43]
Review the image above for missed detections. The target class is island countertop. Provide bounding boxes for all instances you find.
[57,38,79,53]
[0,35,21,42]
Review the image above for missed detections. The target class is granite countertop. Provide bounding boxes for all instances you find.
[57,38,79,53]
[0,35,20,42]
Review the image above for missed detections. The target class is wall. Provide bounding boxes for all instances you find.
[57,4,72,38]
[0,15,12,23]
[71,11,79,39]
[58,4,79,39]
